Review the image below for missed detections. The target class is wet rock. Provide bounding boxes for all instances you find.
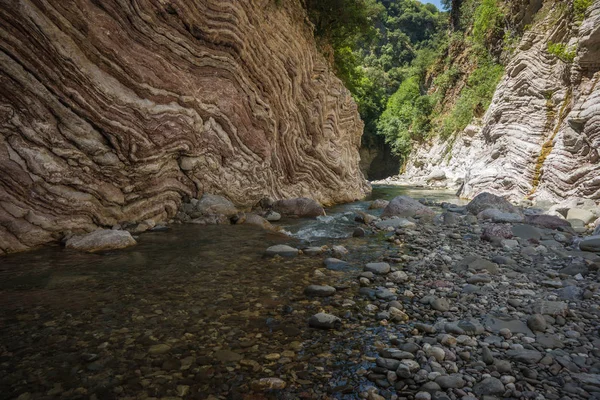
[236,213,275,230]
[308,313,341,329]
[580,235,600,252]
[482,346,494,365]
[466,192,520,215]
[263,210,281,221]
[251,377,286,391]
[213,349,242,362]
[65,229,136,252]
[527,314,547,332]
[365,262,391,275]
[388,270,408,283]
[149,344,171,355]
[537,333,564,349]
[557,285,583,300]
[467,274,491,284]
[473,377,505,396]
[456,256,499,274]
[265,245,299,257]
[273,198,325,217]
[353,227,366,237]
[381,196,435,219]
[304,285,336,297]
[332,245,349,257]
[304,246,326,256]
[376,358,400,370]
[324,257,351,271]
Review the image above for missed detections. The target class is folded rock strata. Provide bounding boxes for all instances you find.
[0,0,369,254]
[402,1,600,205]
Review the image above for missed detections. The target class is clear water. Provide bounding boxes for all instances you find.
[0,185,463,399]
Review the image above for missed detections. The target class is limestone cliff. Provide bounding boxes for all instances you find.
[402,0,600,204]
[0,0,370,254]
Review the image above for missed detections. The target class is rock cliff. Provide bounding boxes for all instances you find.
[0,0,369,254]
[402,0,600,205]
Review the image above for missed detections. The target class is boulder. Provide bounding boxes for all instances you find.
[466,192,520,215]
[426,169,446,181]
[375,218,416,230]
[273,198,325,217]
[265,245,298,257]
[235,213,275,231]
[567,208,596,224]
[525,214,571,230]
[304,285,336,297]
[481,224,513,241]
[308,313,341,329]
[580,235,600,253]
[369,199,389,209]
[195,194,238,217]
[381,196,435,219]
[66,229,136,252]
[477,209,523,223]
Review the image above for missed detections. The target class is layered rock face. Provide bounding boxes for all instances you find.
[403,0,600,204]
[0,0,369,254]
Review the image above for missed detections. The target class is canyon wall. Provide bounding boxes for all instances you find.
[402,0,600,205]
[0,0,369,254]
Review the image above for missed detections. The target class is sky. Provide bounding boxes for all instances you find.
[422,0,447,11]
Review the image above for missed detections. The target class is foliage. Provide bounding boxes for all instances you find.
[304,0,384,90]
[439,58,504,138]
[547,41,576,63]
[574,0,593,22]
[471,0,504,50]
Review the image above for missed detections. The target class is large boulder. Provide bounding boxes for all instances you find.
[195,194,238,217]
[525,214,571,230]
[273,198,325,218]
[66,229,136,252]
[381,196,435,218]
[466,192,520,215]
[567,208,596,225]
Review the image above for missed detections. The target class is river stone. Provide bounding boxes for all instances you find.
[537,333,564,349]
[466,192,520,215]
[196,194,238,217]
[375,218,416,230]
[365,262,391,275]
[263,210,281,221]
[573,373,600,387]
[580,235,600,252]
[381,196,435,218]
[478,209,523,223]
[388,270,408,283]
[65,229,137,252]
[481,224,513,241]
[273,198,325,217]
[557,285,583,300]
[431,297,450,312]
[427,169,446,181]
[149,344,171,355]
[265,245,298,257]
[511,224,542,240]
[473,377,505,396]
[527,314,547,332]
[324,258,351,271]
[304,285,336,297]
[308,313,341,329]
[525,214,571,229]
[238,213,274,230]
[213,349,242,362]
[567,208,596,224]
[467,274,491,284]
[435,374,465,389]
[251,378,286,391]
[376,357,400,370]
[456,256,499,274]
[369,199,390,209]
[507,349,543,364]
[533,300,568,316]
[482,347,494,365]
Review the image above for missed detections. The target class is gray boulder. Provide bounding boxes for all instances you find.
[567,208,596,224]
[273,198,325,217]
[195,194,238,217]
[580,235,600,253]
[477,209,523,223]
[66,229,136,252]
[382,196,435,219]
[466,192,520,215]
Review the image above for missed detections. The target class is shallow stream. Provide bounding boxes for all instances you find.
[0,186,463,400]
